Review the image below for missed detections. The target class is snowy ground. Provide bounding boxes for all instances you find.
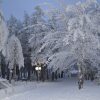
[1,78,100,100]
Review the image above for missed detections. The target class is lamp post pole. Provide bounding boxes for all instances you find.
[35,64,41,81]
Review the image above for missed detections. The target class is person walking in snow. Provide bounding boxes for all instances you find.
[78,73,84,89]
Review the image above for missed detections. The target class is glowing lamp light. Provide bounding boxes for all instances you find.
[35,67,39,71]
[38,67,41,70]
[35,67,41,71]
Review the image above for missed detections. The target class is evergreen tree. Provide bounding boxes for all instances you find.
[7,15,23,38]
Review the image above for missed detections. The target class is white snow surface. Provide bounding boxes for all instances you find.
[1,78,100,100]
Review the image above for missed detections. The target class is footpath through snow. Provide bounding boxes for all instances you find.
[1,78,100,100]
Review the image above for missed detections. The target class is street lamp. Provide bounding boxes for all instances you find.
[35,66,42,71]
[35,66,42,81]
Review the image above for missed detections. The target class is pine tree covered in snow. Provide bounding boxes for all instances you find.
[7,15,23,38]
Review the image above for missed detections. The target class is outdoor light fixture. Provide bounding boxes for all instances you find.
[38,67,41,70]
[35,67,39,71]
[35,65,42,81]
[35,66,41,71]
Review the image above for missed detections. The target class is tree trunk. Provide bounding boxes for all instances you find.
[13,65,16,81]
[9,70,12,83]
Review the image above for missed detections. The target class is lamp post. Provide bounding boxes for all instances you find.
[35,65,41,81]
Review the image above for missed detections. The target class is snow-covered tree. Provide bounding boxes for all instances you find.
[0,9,8,76]
[0,10,8,52]
[6,0,100,77]
[7,35,24,69]
[29,6,48,63]
[20,12,31,57]
[31,6,44,25]
[7,35,24,80]
[7,15,23,38]
[30,0,100,73]
[63,0,100,73]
